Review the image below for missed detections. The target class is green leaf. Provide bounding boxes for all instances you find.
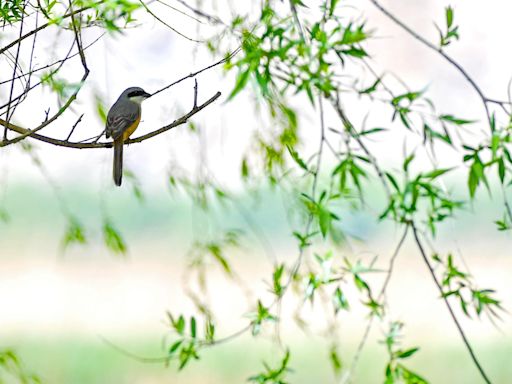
[0,207,9,223]
[329,346,343,376]
[339,46,368,58]
[491,133,500,159]
[359,78,381,95]
[207,244,231,275]
[286,145,309,171]
[95,96,107,124]
[424,123,452,145]
[168,340,183,355]
[228,68,251,100]
[403,154,415,172]
[272,264,285,297]
[176,315,185,335]
[61,217,86,249]
[241,157,250,179]
[339,23,367,45]
[354,127,387,137]
[422,168,453,179]
[440,114,475,126]
[498,158,506,183]
[205,319,215,342]
[248,349,291,383]
[333,286,349,312]
[329,0,339,16]
[178,341,199,370]
[468,160,486,198]
[446,6,454,28]
[385,172,400,192]
[190,316,197,338]
[103,220,126,255]
[318,206,331,238]
[397,347,419,359]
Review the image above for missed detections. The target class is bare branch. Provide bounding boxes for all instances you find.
[138,0,203,43]
[193,78,198,108]
[0,33,104,86]
[0,39,78,113]
[0,91,221,148]
[150,48,240,98]
[66,113,84,141]
[173,0,225,26]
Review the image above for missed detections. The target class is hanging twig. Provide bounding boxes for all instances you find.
[411,222,492,384]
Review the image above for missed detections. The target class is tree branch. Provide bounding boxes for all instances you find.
[0,1,104,55]
[369,0,499,131]
[138,0,202,42]
[149,48,240,98]
[411,222,492,384]
[3,0,26,141]
[0,33,104,86]
[0,91,221,148]
[328,93,392,199]
[343,225,409,384]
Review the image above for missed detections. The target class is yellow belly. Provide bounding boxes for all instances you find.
[122,115,141,141]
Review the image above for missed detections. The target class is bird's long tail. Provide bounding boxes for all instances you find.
[113,138,123,186]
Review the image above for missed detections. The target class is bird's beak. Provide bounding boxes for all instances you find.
[143,91,152,99]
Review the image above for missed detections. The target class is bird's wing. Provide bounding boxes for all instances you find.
[105,101,140,140]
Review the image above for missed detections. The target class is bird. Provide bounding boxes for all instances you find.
[105,86,151,186]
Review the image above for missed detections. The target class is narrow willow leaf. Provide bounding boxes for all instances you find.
[103,220,126,255]
[286,145,309,171]
[228,68,251,100]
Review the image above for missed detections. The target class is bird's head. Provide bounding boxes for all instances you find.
[121,86,151,104]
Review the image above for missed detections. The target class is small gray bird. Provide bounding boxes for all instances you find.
[105,87,151,186]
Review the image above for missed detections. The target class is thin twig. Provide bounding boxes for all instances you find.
[0,76,89,147]
[0,38,78,113]
[154,0,204,24]
[0,1,104,55]
[369,0,497,131]
[24,11,39,92]
[193,78,198,108]
[66,114,84,141]
[343,225,409,384]
[328,93,391,199]
[138,0,202,42]
[289,0,306,42]
[0,2,91,148]
[411,222,492,384]
[173,0,225,25]
[0,91,221,148]
[0,33,104,86]
[150,48,240,98]
[4,0,26,141]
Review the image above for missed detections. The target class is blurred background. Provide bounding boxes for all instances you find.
[1,0,512,383]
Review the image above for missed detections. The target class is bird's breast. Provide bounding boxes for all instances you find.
[122,115,141,141]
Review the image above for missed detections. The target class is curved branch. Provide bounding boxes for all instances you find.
[138,0,202,42]
[368,0,498,130]
[343,225,409,384]
[411,223,492,384]
[0,91,221,148]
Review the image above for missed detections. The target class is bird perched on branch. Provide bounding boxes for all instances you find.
[105,86,151,186]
